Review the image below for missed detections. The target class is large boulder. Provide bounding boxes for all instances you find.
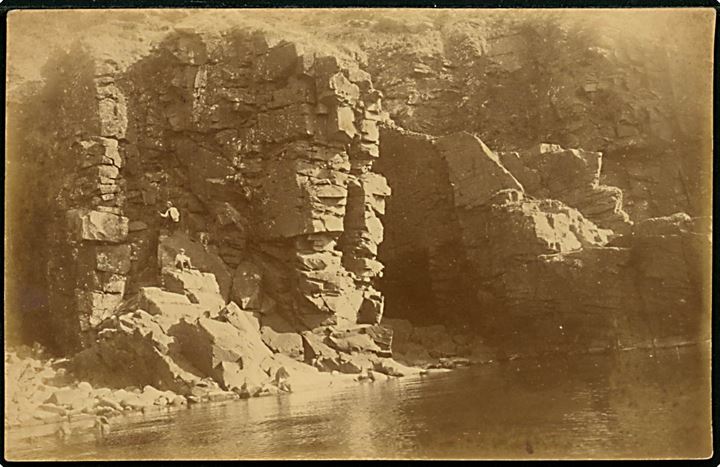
[46,385,92,407]
[301,331,378,374]
[71,309,204,394]
[171,317,275,390]
[258,311,304,359]
[161,268,226,313]
[136,287,206,323]
[435,132,524,209]
[162,268,221,295]
[325,328,382,354]
[67,209,129,243]
[217,301,261,331]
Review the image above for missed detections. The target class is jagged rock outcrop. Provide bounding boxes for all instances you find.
[40,55,132,351]
[22,30,397,354]
[117,30,392,334]
[340,12,711,222]
[378,126,709,353]
[498,143,632,235]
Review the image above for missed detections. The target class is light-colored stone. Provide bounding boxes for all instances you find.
[67,209,129,243]
[436,132,524,209]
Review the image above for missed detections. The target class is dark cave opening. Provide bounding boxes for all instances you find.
[375,127,478,327]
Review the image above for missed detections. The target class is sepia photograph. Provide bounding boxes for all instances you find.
[4,6,715,461]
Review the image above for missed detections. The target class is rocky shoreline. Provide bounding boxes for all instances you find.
[5,341,434,439]
[5,316,485,432]
[3,318,483,438]
[7,326,705,441]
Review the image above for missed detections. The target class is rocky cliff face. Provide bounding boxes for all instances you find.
[7,47,132,351]
[120,30,391,334]
[333,12,711,223]
[378,127,710,353]
[7,12,711,379]
[14,30,394,356]
[7,29,417,394]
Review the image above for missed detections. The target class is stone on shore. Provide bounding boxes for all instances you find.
[171,317,275,390]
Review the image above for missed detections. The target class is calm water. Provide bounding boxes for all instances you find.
[6,344,711,460]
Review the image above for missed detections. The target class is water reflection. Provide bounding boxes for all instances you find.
[6,344,710,460]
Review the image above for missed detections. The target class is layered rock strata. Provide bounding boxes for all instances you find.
[30,31,394,356]
[378,127,710,353]
[347,14,711,221]
[119,30,391,335]
[41,55,131,351]
[7,19,710,369]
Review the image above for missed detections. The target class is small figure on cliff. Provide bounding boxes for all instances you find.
[174,248,194,271]
[159,201,180,229]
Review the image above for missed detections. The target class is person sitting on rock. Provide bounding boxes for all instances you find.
[174,248,194,271]
[159,201,180,229]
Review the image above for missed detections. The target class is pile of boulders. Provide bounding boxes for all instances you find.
[5,345,190,429]
[7,315,428,432]
[63,248,437,421]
